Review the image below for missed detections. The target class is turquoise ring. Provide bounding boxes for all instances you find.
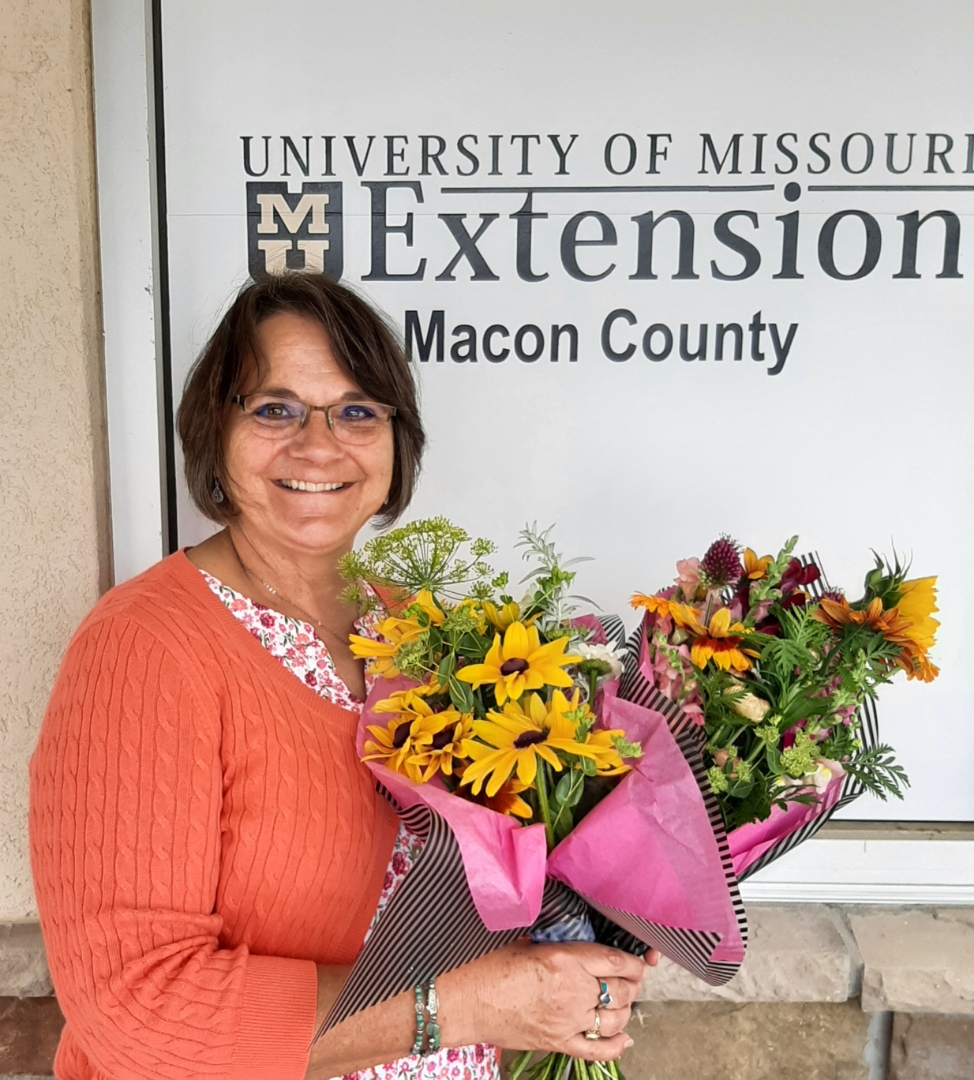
[599,980,612,1007]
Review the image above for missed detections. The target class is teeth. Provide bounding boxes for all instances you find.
[280,480,345,492]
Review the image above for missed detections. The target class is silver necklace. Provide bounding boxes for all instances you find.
[230,540,350,647]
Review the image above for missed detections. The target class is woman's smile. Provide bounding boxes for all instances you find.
[275,479,350,492]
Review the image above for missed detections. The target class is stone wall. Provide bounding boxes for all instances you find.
[0,0,109,919]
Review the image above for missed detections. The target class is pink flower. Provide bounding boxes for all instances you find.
[304,671,318,687]
[294,634,312,647]
[259,612,275,629]
[230,598,248,612]
[391,851,409,875]
[681,697,705,725]
[674,557,701,598]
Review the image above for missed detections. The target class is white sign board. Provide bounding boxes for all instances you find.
[156,0,974,822]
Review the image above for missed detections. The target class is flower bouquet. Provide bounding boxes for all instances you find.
[314,520,746,1080]
[625,535,939,879]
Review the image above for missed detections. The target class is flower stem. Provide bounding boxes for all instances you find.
[589,669,599,708]
[534,761,556,851]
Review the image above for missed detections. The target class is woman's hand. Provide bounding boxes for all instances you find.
[437,940,656,1061]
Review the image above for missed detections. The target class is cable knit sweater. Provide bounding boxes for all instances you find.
[29,551,398,1080]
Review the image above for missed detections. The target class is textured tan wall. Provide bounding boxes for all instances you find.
[0,0,110,918]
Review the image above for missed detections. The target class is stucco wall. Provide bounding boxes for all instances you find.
[0,0,110,918]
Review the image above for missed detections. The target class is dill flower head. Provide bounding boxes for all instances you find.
[780,730,817,778]
[707,766,730,794]
[701,536,743,588]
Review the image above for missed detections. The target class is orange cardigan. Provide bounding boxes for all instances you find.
[29,551,398,1080]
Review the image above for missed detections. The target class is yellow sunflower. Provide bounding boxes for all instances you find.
[456,621,581,705]
[896,577,939,646]
[460,692,595,796]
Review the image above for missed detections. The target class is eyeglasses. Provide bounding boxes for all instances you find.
[232,393,396,444]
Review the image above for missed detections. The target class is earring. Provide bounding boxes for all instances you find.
[212,478,225,504]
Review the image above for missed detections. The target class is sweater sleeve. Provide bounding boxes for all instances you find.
[28,615,319,1080]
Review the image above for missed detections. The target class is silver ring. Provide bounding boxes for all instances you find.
[584,1010,602,1040]
[598,980,612,1008]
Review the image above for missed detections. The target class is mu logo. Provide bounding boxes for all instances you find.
[246,182,343,278]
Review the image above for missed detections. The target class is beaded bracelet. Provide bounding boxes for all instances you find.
[425,979,441,1054]
[411,979,441,1056]
[411,983,426,1055]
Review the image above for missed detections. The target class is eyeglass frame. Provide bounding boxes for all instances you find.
[231,393,397,442]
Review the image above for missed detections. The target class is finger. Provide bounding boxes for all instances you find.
[562,1032,633,1062]
[644,948,661,967]
[590,1004,631,1039]
[593,977,641,1010]
[578,946,647,984]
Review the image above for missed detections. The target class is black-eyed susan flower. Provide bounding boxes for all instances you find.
[363,690,450,780]
[460,691,596,796]
[545,689,634,776]
[454,774,533,818]
[583,729,634,776]
[455,621,581,705]
[349,617,421,677]
[481,599,522,632]
[362,713,426,781]
[407,707,475,782]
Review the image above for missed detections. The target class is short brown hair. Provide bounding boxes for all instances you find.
[177,273,424,527]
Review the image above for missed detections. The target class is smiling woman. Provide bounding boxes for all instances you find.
[29,272,650,1080]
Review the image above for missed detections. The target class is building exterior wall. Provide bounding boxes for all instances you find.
[0,0,110,919]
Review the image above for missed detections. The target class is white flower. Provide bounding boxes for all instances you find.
[805,757,846,795]
[574,641,625,682]
[732,692,772,723]
[724,678,772,723]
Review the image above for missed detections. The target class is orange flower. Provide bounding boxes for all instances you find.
[683,608,754,672]
[812,593,940,683]
[742,548,773,580]
[631,593,682,619]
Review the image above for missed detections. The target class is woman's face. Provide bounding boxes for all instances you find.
[223,311,395,561]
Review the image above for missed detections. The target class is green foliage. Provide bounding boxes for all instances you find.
[516,522,594,638]
[843,744,910,801]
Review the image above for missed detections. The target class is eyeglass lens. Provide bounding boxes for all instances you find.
[242,395,393,443]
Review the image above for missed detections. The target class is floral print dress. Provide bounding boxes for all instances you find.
[201,570,500,1080]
